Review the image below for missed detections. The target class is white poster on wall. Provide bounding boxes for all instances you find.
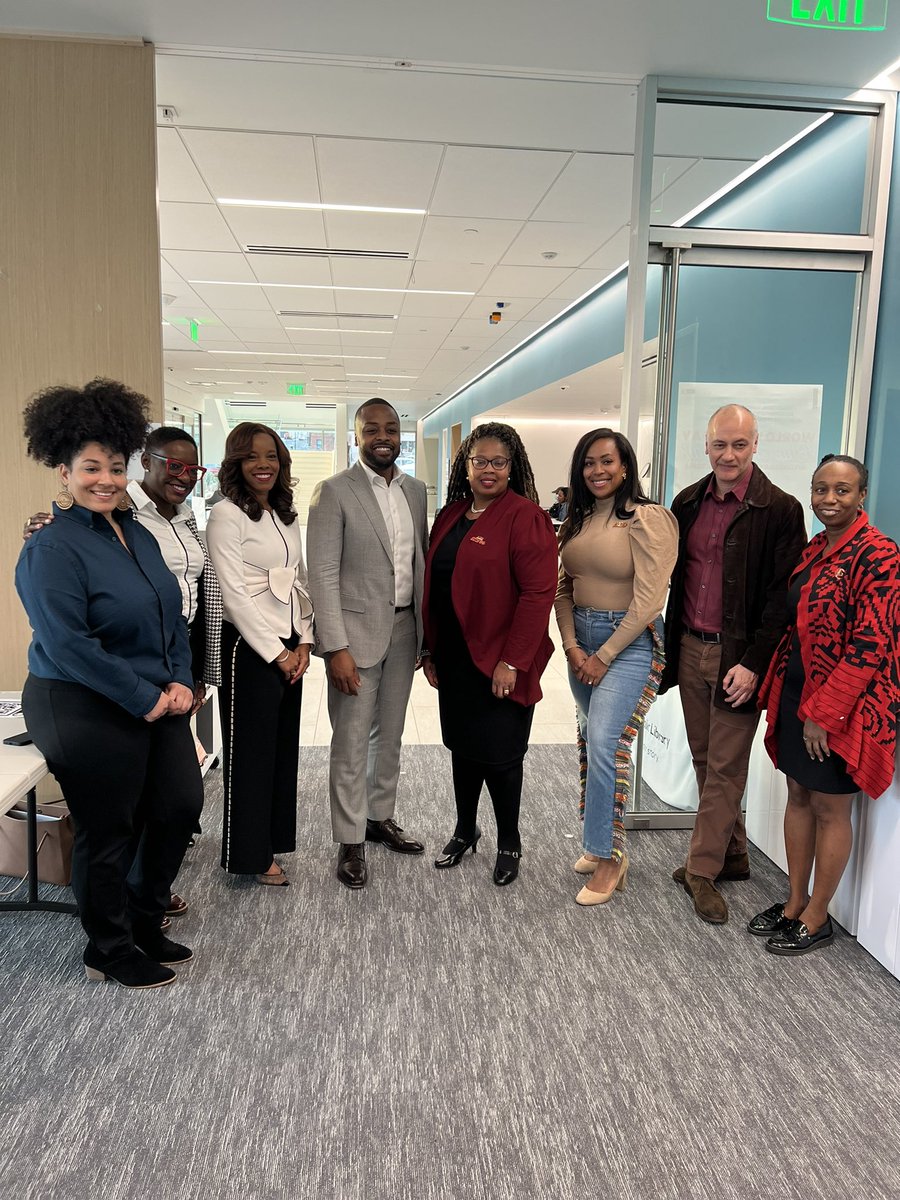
[642,381,822,812]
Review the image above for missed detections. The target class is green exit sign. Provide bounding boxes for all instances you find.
[767,0,887,28]
[286,383,305,396]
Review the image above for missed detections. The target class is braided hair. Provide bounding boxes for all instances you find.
[445,422,539,505]
[814,453,868,491]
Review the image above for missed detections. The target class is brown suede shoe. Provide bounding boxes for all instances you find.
[672,853,750,887]
[683,870,728,924]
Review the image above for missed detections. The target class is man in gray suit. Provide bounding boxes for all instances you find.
[307,399,428,888]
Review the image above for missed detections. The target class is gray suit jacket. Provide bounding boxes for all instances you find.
[306,462,428,668]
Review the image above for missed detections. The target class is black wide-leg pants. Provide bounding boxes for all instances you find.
[218,621,302,874]
[22,675,204,960]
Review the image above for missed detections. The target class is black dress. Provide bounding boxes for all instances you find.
[776,559,857,794]
[430,512,534,765]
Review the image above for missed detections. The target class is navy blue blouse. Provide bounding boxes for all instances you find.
[15,502,193,718]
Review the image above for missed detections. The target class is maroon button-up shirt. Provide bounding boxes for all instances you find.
[682,473,751,633]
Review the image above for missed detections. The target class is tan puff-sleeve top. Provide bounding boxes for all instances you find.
[554,497,678,665]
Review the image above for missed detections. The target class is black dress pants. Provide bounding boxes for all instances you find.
[22,675,204,960]
[451,752,524,852]
[218,621,303,874]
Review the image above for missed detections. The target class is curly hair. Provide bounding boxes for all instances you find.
[218,422,297,525]
[22,378,150,467]
[559,428,652,550]
[814,453,868,491]
[446,422,539,505]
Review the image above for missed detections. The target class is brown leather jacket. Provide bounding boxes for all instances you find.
[660,464,807,714]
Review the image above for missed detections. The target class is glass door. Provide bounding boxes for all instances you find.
[630,253,862,827]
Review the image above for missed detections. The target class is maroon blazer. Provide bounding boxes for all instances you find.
[423,489,559,706]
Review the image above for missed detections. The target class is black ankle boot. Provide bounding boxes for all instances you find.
[83,945,176,989]
[434,826,482,869]
[133,931,194,965]
[493,849,521,887]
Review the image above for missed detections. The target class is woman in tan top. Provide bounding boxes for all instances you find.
[555,429,677,906]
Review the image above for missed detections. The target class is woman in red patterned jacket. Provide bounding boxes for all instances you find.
[750,455,900,956]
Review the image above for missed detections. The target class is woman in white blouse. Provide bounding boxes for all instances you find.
[206,423,314,884]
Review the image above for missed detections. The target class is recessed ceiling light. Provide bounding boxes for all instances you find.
[217,198,426,215]
[189,280,474,297]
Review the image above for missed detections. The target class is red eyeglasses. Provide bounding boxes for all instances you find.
[149,452,207,481]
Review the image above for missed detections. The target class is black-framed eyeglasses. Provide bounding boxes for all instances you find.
[149,452,207,481]
[467,455,510,470]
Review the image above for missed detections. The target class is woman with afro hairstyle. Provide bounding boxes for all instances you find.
[206,423,314,885]
[555,429,677,906]
[15,379,203,989]
[421,422,559,887]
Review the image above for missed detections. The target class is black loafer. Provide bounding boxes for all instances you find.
[765,917,835,956]
[493,849,520,887]
[365,818,424,855]
[337,843,367,889]
[748,902,791,937]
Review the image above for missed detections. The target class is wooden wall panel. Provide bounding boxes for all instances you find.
[0,36,162,687]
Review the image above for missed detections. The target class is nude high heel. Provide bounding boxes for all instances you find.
[575,853,629,906]
[573,853,600,875]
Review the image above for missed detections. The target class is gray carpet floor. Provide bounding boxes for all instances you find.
[1,744,899,1200]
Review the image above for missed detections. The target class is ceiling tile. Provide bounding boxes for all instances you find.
[398,293,472,319]
[430,147,570,219]
[416,216,523,263]
[262,286,337,314]
[228,327,291,344]
[221,207,328,249]
[532,153,633,222]
[329,259,413,289]
[316,137,443,209]
[191,283,273,310]
[216,308,296,329]
[479,264,573,298]
[249,255,336,287]
[159,203,241,253]
[157,129,212,203]
[164,250,256,283]
[461,295,543,321]
[651,158,756,226]
[406,261,490,293]
[579,227,630,272]
[322,210,424,254]
[549,268,611,302]
[182,130,319,203]
[501,221,610,268]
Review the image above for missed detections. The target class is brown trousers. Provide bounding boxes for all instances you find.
[677,633,759,879]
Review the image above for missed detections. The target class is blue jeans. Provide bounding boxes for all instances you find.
[568,608,662,860]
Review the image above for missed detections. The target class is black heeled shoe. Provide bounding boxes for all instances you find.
[434,826,482,869]
[493,849,521,887]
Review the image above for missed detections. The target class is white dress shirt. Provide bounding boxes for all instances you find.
[206,499,314,662]
[127,479,204,623]
[359,461,415,608]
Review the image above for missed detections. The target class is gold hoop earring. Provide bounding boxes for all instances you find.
[116,494,132,511]
[55,484,74,510]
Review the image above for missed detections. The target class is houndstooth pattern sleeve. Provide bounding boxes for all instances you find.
[186,511,223,687]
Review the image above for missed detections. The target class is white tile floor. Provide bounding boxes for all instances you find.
[301,621,576,748]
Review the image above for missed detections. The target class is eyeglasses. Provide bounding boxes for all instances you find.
[467,456,510,470]
[149,452,207,481]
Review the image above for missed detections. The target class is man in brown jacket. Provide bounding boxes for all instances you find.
[661,405,806,924]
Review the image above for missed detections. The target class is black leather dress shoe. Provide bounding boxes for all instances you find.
[337,843,367,889]
[493,849,520,887]
[747,902,791,936]
[434,827,481,869]
[365,818,424,855]
[765,917,835,956]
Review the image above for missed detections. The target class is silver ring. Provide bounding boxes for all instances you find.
[503,688,510,695]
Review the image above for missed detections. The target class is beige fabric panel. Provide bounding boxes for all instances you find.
[0,35,162,687]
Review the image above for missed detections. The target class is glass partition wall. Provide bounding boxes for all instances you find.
[621,78,895,826]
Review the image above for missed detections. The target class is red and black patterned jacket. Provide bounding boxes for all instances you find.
[759,512,900,798]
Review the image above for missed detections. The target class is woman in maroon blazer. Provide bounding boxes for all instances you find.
[422,422,559,886]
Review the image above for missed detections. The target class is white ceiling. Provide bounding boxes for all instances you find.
[4,2,900,422]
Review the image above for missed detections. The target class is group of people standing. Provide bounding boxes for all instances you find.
[12,380,900,989]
